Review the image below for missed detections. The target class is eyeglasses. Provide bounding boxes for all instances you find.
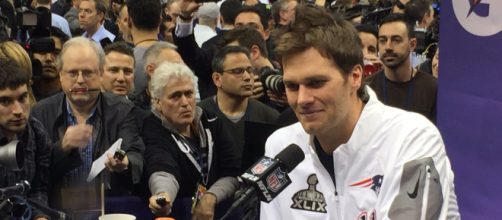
[222,66,256,76]
[62,69,98,79]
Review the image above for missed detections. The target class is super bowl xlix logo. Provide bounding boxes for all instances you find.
[452,0,502,36]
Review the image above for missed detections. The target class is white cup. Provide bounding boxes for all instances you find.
[98,214,136,220]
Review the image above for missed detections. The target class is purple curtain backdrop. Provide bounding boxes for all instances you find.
[439,1,502,219]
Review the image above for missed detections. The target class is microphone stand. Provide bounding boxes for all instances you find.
[219,188,259,220]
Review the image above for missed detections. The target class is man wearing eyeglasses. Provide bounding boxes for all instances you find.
[199,45,279,172]
[31,37,144,218]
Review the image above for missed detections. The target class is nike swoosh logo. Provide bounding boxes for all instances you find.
[407,170,421,199]
[207,117,218,122]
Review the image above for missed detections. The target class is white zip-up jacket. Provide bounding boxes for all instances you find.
[261,88,460,220]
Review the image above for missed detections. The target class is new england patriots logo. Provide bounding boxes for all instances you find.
[349,175,384,195]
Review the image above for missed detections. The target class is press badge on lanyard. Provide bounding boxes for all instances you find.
[191,182,207,212]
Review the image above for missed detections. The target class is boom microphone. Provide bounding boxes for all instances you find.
[68,88,101,93]
[220,144,304,219]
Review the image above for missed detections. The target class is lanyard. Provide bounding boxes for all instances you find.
[171,127,214,185]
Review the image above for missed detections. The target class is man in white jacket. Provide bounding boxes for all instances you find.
[260,4,460,220]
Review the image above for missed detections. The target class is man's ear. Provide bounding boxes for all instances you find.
[98,11,105,23]
[263,29,270,40]
[212,72,222,88]
[146,64,156,78]
[127,13,133,29]
[409,37,417,52]
[250,45,261,61]
[153,98,161,112]
[350,64,363,93]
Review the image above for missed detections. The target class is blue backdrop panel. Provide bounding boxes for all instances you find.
[439,1,502,219]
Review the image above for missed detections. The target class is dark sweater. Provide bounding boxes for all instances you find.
[366,70,437,122]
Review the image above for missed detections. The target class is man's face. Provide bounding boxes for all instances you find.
[79,0,102,32]
[378,21,415,69]
[32,37,63,79]
[157,77,196,131]
[0,85,30,137]
[162,21,175,43]
[282,47,361,137]
[101,51,134,96]
[235,12,268,39]
[59,44,101,106]
[280,1,297,25]
[166,1,181,23]
[111,0,122,15]
[432,48,439,78]
[214,52,255,98]
[359,32,378,62]
[423,6,434,29]
[117,6,131,42]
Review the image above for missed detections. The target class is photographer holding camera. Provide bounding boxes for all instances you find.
[0,59,52,220]
[29,27,69,101]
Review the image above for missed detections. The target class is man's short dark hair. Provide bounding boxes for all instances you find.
[81,0,107,16]
[238,6,269,30]
[275,4,363,74]
[104,41,134,59]
[220,0,242,25]
[274,4,365,98]
[219,26,268,58]
[50,26,70,44]
[405,0,432,25]
[356,24,378,39]
[0,60,30,90]
[212,45,251,73]
[379,13,415,39]
[127,0,161,31]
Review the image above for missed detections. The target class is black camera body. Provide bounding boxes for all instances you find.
[17,7,52,43]
[259,66,285,94]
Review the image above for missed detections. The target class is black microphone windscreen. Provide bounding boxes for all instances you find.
[274,144,304,171]
[100,38,112,48]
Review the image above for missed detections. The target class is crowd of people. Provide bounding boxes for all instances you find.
[0,0,456,219]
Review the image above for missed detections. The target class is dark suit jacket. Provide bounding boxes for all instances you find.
[31,92,145,208]
[174,32,216,99]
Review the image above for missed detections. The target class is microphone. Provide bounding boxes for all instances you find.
[220,144,304,219]
[0,180,30,200]
[68,88,101,93]
[100,38,112,48]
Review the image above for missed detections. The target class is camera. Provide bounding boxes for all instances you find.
[114,149,126,161]
[259,66,285,94]
[16,7,52,43]
[361,6,392,26]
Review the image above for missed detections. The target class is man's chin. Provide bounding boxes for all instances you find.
[5,125,27,134]
[68,94,97,105]
[299,121,319,135]
[41,72,58,79]
[112,88,129,96]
